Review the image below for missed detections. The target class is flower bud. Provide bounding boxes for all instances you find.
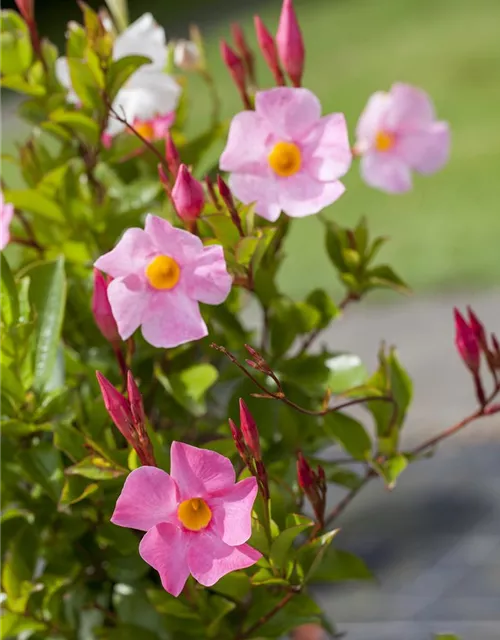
[254,15,285,86]
[165,133,181,177]
[92,269,121,346]
[231,23,255,84]
[171,164,205,221]
[127,371,145,431]
[174,39,201,71]
[96,371,135,446]
[467,306,486,347]
[297,452,315,490]
[239,399,261,461]
[454,308,480,374]
[220,40,251,109]
[229,418,247,461]
[276,0,305,88]
[15,0,34,22]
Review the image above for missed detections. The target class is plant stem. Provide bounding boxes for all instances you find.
[238,590,296,639]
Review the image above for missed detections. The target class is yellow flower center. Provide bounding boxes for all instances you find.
[375,131,395,152]
[145,255,180,290]
[133,121,155,141]
[177,498,212,531]
[268,141,302,177]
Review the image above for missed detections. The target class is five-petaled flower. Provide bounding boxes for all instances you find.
[354,83,450,193]
[94,215,232,349]
[111,442,261,596]
[56,13,180,137]
[220,87,352,221]
[0,192,14,251]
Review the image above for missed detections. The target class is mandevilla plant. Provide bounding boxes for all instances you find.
[1,0,499,638]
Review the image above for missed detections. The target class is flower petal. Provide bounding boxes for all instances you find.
[360,153,412,193]
[113,13,167,70]
[229,173,281,222]
[1,198,14,251]
[94,228,156,278]
[386,83,435,130]
[355,91,390,147]
[211,477,258,546]
[188,533,261,587]
[140,288,207,348]
[184,245,232,305]
[139,523,190,596]
[279,173,345,217]
[170,441,235,500]
[144,214,203,263]
[111,467,179,531]
[106,274,149,340]
[396,121,450,174]
[305,113,352,182]
[219,111,272,174]
[255,87,321,140]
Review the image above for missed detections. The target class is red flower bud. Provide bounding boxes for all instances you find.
[165,133,180,178]
[15,0,34,22]
[127,371,145,431]
[297,452,315,490]
[96,371,135,446]
[254,15,285,86]
[467,306,487,347]
[454,308,480,374]
[276,0,305,88]
[239,399,261,461]
[171,164,205,221]
[229,418,247,461]
[231,22,255,84]
[92,269,121,346]
[220,40,251,109]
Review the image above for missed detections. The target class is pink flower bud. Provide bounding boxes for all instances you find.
[239,399,261,461]
[127,371,145,431]
[276,0,305,88]
[15,0,34,23]
[92,269,121,346]
[454,308,480,374]
[96,371,135,446]
[165,133,180,178]
[254,16,285,86]
[229,418,247,461]
[171,164,205,222]
[297,452,315,490]
[231,23,255,84]
[220,40,251,109]
[467,306,486,347]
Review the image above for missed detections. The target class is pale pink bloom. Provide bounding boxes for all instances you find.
[1,192,14,250]
[111,441,261,596]
[355,83,450,193]
[220,87,351,221]
[94,215,232,348]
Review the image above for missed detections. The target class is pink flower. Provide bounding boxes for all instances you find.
[94,215,232,348]
[172,164,205,222]
[92,270,121,346]
[355,83,450,193]
[276,0,305,88]
[220,87,351,221]
[111,441,261,595]
[1,192,14,251]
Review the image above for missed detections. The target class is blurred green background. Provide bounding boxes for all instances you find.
[2,0,500,299]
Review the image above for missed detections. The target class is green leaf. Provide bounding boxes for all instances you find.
[367,264,411,294]
[18,443,64,501]
[67,57,103,108]
[250,568,289,586]
[0,74,45,95]
[2,524,38,612]
[155,363,219,417]
[323,411,372,461]
[297,530,339,583]
[54,422,87,461]
[25,257,67,392]
[388,347,413,427]
[66,456,127,480]
[244,592,322,638]
[325,353,368,393]
[325,221,348,272]
[59,475,99,506]
[49,109,100,146]
[106,54,151,102]
[1,253,19,326]
[0,611,45,636]
[306,548,374,582]
[234,236,259,267]
[376,453,408,489]
[306,289,340,330]
[270,516,313,571]
[210,572,250,602]
[434,635,461,640]
[0,11,33,75]
[203,213,240,248]
[206,595,236,638]
[251,226,277,273]
[3,188,65,222]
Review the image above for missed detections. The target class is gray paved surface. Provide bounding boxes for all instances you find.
[310,290,500,640]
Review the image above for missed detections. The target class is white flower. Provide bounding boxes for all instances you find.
[173,40,201,71]
[56,13,181,136]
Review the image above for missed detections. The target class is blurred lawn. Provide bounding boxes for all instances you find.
[3,0,500,299]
